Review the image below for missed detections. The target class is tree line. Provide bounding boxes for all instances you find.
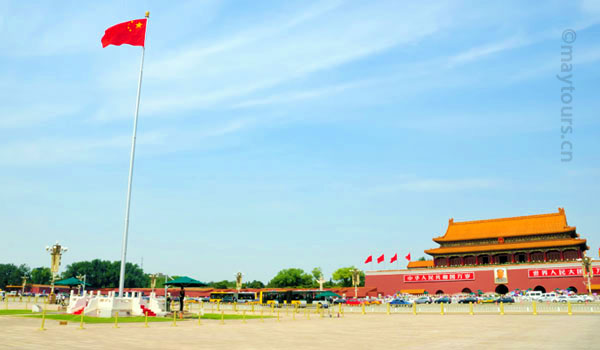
[0,260,365,290]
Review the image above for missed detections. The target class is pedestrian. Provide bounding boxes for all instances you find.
[179,287,185,313]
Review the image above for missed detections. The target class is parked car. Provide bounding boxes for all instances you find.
[557,295,582,303]
[539,293,557,303]
[496,296,515,303]
[580,295,594,303]
[332,298,347,304]
[389,298,412,305]
[345,298,364,305]
[221,296,235,303]
[458,297,478,304]
[414,296,433,304]
[479,296,497,304]
[366,299,382,305]
[523,291,542,301]
[434,296,451,304]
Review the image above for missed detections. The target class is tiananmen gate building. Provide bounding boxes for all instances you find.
[365,208,600,295]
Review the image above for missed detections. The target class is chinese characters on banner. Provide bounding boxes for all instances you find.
[404,272,475,283]
[528,267,600,278]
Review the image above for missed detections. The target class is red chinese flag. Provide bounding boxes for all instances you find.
[102,19,147,48]
[405,253,411,261]
[390,253,398,263]
[377,254,385,264]
[364,255,373,264]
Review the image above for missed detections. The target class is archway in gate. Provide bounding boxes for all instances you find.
[533,285,546,293]
[495,284,509,295]
[462,288,472,294]
[567,286,578,293]
[435,290,444,295]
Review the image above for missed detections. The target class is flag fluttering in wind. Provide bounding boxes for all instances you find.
[102,12,150,298]
[405,253,411,261]
[102,19,147,48]
[364,255,373,264]
[377,254,385,263]
[390,253,398,263]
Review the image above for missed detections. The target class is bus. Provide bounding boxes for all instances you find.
[209,291,258,303]
[259,290,329,307]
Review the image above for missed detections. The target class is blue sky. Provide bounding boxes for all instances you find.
[1,0,600,283]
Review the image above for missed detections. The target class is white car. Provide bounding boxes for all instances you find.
[539,293,558,302]
[580,295,595,302]
[523,291,542,301]
[556,295,582,303]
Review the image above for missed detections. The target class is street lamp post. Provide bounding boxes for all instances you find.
[580,254,594,296]
[21,276,27,296]
[45,242,68,303]
[149,274,157,294]
[351,268,360,299]
[76,274,87,295]
[235,272,243,293]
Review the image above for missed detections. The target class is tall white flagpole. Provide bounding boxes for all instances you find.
[118,11,149,298]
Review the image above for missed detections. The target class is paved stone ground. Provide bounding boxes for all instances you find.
[1,313,598,349]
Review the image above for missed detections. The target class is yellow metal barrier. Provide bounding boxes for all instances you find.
[440,303,444,315]
[243,310,246,324]
[79,311,85,330]
[39,299,47,331]
[172,311,177,327]
[145,311,149,328]
[412,302,416,315]
[568,302,572,316]
[500,302,504,315]
[220,311,224,325]
[277,310,280,322]
[469,302,473,315]
[114,312,119,328]
[260,309,264,322]
[361,303,365,315]
[532,301,537,315]
[198,310,202,326]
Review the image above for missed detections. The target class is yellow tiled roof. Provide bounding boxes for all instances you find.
[425,238,587,255]
[433,208,574,242]
[407,260,434,268]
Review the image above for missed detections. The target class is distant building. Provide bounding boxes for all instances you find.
[366,208,600,295]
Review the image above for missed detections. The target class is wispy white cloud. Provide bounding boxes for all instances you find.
[96,1,456,120]
[0,104,80,129]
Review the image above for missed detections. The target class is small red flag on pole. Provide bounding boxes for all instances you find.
[405,253,411,261]
[364,255,373,264]
[390,253,398,263]
[377,254,385,263]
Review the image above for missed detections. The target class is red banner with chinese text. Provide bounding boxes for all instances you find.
[528,267,600,278]
[404,272,475,283]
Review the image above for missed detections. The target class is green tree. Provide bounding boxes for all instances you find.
[62,260,148,288]
[267,268,313,288]
[243,280,265,289]
[0,264,30,289]
[311,267,323,281]
[30,267,52,285]
[209,280,235,289]
[331,266,365,287]
[418,256,427,261]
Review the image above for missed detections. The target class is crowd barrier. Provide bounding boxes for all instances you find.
[3,297,599,331]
